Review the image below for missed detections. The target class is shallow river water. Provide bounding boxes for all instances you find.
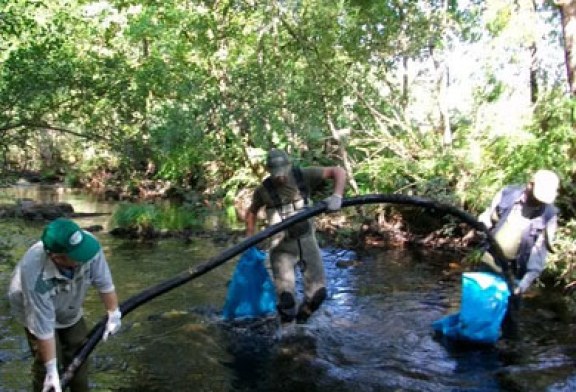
[0,185,575,391]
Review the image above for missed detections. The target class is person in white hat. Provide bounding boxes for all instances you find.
[478,169,560,336]
[245,149,346,326]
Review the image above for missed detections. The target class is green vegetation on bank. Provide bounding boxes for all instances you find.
[110,202,204,233]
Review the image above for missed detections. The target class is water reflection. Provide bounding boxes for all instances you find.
[0,186,575,391]
[1,184,116,214]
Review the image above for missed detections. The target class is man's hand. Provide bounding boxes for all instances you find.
[42,358,61,392]
[324,194,343,211]
[103,308,122,341]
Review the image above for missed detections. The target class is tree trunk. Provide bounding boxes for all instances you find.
[530,41,539,103]
[430,45,452,148]
[431,0,452,148]
[556,0,576,96]
[325,114,359,195]
[401,55,409,110]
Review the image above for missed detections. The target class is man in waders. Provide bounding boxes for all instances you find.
[245,149,346,326]
[478,169,559,338]
[8,218,122,392]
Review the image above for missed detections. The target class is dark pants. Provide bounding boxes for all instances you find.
[502,294,521,339]
[26,317,89,392]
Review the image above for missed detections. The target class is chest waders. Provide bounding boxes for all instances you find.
[489,187,556,279]
[263,166,310,269]
[485,186,557,339]
[263,166,318,322]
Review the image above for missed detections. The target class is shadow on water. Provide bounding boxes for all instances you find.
[1,186,575,391]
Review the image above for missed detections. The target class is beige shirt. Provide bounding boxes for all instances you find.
[249,167,326,214]
[494,205,531,259]
[249,167,326,244]
[8,238,115,340]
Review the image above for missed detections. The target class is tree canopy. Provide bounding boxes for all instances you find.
[2,0,576,292]
[0,0,574,210]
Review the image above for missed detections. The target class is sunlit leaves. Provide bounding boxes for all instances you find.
[0,0,570,218]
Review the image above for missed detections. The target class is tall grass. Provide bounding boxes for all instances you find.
[110,202,201,231]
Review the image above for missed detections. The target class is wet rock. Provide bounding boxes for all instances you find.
[84,225,104,233]
[535,308,558,321]
[0,200,75,220]
[109,227,138,238]
[335,259,361,268]
[104,189,121,201]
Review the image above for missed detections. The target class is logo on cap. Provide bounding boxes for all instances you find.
[69,231,83,246]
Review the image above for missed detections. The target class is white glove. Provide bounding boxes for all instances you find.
[103,308,122,342]
[324,194,343,211]
[42,358,61,392]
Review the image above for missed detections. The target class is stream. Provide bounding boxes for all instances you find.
[0,184,575,391]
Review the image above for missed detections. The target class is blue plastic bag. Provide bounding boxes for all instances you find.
[432,272,510,344]
[222,247,277,321]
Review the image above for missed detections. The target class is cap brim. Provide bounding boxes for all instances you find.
[67,231,101,263]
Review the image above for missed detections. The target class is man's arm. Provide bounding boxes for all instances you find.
[516,214,558,294]
[322,166,346,197]
[37,337,61,392]
[99,291,119,313]
[245,187,262,237]
[321,167,346,211]
[516,246,547,295]
[545,213,558,252]
[245,209,258,237]
[37,336,57,365]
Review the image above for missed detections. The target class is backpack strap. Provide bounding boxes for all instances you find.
[292,166,309,206]
[263,165,309,208]
[263,177,283,208]
[263,166,312,246]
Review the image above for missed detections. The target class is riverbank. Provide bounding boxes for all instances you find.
[0,194,480,253]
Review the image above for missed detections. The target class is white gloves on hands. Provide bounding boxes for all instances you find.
[103,308,122,342]
[324,194,343,211]
[42,358,61,392]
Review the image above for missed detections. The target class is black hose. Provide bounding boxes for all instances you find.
[60,194,511,387]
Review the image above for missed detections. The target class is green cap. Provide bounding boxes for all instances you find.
[266,149,291,177]
[41,218,101,263]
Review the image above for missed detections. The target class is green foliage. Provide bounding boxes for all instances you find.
[486,4,512,36]
[473,73,505,103]
[0,0,574,292]
[0,220,26,271]
[110,202,201,231]
[0,0,494,198]
[111,203,159,230]
[547,219,576,288]
[473,91,576,214]
[157,204,202,231]
[64,171,82,188]
[0,230,15,269]
[351,123,470,207]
